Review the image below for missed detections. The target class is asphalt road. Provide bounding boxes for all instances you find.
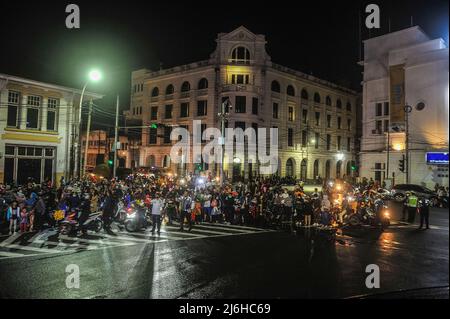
[0,204,448,299]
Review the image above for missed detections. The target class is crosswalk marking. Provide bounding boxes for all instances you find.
[0,222,271,261]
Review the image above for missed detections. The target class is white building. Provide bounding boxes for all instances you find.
[360,26,449,188]
[0,74,103,186]
[127,26,358,181]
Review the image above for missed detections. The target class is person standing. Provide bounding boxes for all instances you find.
[6,201,20,235]
[179,191,193,231]
[418,197,430,230]
[406,191,419,223]
[150,194,163,235]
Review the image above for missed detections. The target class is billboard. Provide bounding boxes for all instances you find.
[389,64,405,130]
[426,152,449,165]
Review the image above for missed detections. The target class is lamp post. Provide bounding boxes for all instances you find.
[74,69,101,179]
[218,98,232,186]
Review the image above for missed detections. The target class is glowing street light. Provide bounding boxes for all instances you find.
[89,69,102,82]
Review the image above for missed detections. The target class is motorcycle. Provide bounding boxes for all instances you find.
[59,209,103,236]
[124,203,151,232]
[345,204,390,229]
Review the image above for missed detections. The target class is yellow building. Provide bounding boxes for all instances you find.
[0,74,103,185]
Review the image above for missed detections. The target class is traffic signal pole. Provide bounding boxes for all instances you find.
[113,95,119,179]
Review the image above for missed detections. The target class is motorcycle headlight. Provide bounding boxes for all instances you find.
[383,211,390,218]
[127,212,136,219]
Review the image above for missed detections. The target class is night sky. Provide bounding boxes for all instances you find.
[1,0,448,129]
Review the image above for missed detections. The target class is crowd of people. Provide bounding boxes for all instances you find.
[0,172,446,236]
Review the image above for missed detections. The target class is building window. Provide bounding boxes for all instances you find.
[178,125,188,141]
[336,99,342,109]
[327,114,331,128]
[302,109,308,124]
[302,130,307,147]
[314,92,321,103]
[198,78,208,89]
[231,74,249,85]
[375,120,382,133]
[47,98,58,131]
[252,97,258,115]
[288,128,294,147]
[347,137,351,151]
[7,91,20,127]
[288,106,294,121]
[384,119,389,132]
[286,85,295,96]
[26,95,41,129]
[337,136,341,150]
[337,116,341,129]
[151,87,159,97]
[315,112,320,126]
[347,118,351,130]
[149,128,157,144]
[384,102,390,115]
[165,84,174,95]
[197,100,207,116]
[346,101,352,111]
[326,96,332,106]
[235,96,247,113]
[163,126,172,144]
[151,107,158,120]
[326,134,331,150]
[376,103,382,116]
[165,105,173,119]
[272,103,279,119]
[271,80,280,93]
[180,102,189,118]
[181,81,191,92]
[231,46,250,64]
[315,132,319,149]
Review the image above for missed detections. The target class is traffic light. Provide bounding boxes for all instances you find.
[399,155,405,172]
[351,164,357,171]
[150,123,158,129]
[108,152,114,168]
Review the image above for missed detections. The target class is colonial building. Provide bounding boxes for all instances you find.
[0,73,103,185]
[126,26,358,181]
[359,26,449,188]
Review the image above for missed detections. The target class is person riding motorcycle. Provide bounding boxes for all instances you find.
[78,193,91,235]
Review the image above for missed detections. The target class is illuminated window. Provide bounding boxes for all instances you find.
[288,106,294,121]
[231,74,249,85]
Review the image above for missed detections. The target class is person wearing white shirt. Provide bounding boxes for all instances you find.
[150,194,164,234]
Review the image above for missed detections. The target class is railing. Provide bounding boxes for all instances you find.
[197,89,208,96]
[150,96,159,102]
[180,92,191,99]
[165,94,174,100]
[222,84,263,94]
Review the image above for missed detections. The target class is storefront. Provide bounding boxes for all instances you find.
[3,144,56,185]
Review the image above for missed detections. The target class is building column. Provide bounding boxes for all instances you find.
[19,94,27,129]
[41,97,48,131]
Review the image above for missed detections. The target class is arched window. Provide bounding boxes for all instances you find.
[231,46,251,64]
[313,159,320,180]
[286,158,295,177]
[301,89,309,100]
[325,160,331,179]
[326,96,332,106]
[151,87,159,97]
[198,78,208,89]
[346,101,352,111]
[336,99,342,108]
[300,159,308,181]
[336,160,342,178]
[162,155,171,168]
[314,92,321,103]
[181,81,190,92]
[286,85,295,96]
[165,84,174,95]
[271,80,281,93]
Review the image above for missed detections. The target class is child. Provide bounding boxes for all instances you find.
[20,208,28,233]
[7,201,20,235]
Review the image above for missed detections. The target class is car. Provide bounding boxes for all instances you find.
[391,184,436,202]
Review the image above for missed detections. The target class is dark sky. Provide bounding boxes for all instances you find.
[1,0,448,129]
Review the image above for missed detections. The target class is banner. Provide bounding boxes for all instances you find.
[389,64,405,130]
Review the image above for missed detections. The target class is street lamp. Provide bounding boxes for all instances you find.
[74,69,102,179]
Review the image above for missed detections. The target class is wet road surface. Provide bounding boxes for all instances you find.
[0,205,448,299]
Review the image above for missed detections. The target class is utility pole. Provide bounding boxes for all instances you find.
[219,98,231,186]
[404,105,412,184]
[113,95,119,179]
[82,99,93,177]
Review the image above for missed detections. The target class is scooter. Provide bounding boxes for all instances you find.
[124,203,151,232]
[59,209,103,236]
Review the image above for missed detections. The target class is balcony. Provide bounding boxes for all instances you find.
[150,96,159,103]
[197,89,208,97]
[222,84,263,94]
[165,94,174,100]
[180,92,191,99]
